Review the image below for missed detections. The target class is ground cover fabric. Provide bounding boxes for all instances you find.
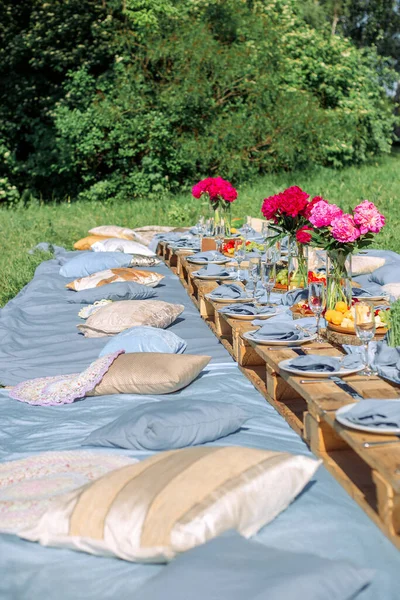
[0,248,399,599]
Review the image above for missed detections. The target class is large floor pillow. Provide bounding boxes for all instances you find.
[132,226,176,247]
[73,235,112,251]
[19,446,320,562]
[60,252,133,278]
[77,300,184,337]
[0,451,136,535]
[66,268,164,291]
[88,225,137,240]
[91,238,156,257]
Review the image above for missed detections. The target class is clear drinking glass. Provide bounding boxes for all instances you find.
[354,301,376,376]
[308,282,326,343]
[214,222,225,256]
[261,261,276,306]
[234,238,246,281]
[249,256,261,300]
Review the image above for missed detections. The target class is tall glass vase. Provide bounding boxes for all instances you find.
[326,250,352,310]
[210,201,232,237]
[287,236,308,289]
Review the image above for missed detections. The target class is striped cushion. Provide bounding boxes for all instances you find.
[21,446,320,562]
[66,268,164,291]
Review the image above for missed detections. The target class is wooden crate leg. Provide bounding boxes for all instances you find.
[199,297,215,320]
[373,470,400,535]
[215,315,232,339]
[305,413,348,455]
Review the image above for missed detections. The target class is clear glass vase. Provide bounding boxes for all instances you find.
[326,250,352,310]
[210,201,232,237]
[287,236,308,290]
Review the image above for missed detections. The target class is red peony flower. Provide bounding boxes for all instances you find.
[279,186,310,218]
[261,194,281,221]
[192,177,237,203]
[296,225,313,244]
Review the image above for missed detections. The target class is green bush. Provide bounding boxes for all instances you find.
[0,0,397,201]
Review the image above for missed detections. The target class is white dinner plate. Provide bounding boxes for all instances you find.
[335,403,400,435]
[192,272,236,281]
[219,310,276,321]
[187,258,230,265]
[242,332,317,346]
[205,294,254,304]
[278,358,364,378]
[353,295,388,302]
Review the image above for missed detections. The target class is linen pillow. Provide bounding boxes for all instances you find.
[67,281,157,303]
[66,268,164,291]
[91,238,156,257]
[77,300,184,337]
[132,226,175,247]
[88,225,136,240]
[135,531,372,600]
[98,326,187,356]
[352,254,386,276]
[84,399,247,450]
[382,283,400,299]
[59,252,132,278]
[370,264,400,286]
[86,353,210,395]
[73,235,111,251]
[20,446,320,562]
[130,255,161,267]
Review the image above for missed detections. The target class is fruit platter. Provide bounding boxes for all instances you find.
[325,301,389,334]
[222,239,265,257]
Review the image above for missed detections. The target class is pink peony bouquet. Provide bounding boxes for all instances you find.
[192,177,237,205]
[306,198,385,252]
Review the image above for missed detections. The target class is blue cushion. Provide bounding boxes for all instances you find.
[59,252,132,278]
[98,326,187,356]
[370,265,400,286]
[83,400,248,450]
[67,281,156,304]
[135,531,372,600]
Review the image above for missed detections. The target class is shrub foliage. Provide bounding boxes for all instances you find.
[0,0,396,202]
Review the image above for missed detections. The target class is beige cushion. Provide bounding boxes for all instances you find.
[66,268,164,291]
[91,238,156,257]
[382,283,400,299]
[88,225,136,240]
[352,255,385,276]
[87,353,210,395]
[73,235,111,251]
[132,226,176,247]
[77,300,184,337]
[20,446,320,562]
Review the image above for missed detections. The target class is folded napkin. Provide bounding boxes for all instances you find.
[352,287,374,297]
[289,354,362,373]
[196,264,232,277]
[250,322,311,342]
[344,341,400,384]
[343,399,400,428]
[209,283,247,299]
[221,303,276,316]
[257,288,309,307]
[188,251,227,263]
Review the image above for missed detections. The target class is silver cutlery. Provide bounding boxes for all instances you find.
[363,439,400,448]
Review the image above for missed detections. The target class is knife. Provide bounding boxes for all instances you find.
[329,376,364,401]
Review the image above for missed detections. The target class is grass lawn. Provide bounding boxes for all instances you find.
[1,151,399,307]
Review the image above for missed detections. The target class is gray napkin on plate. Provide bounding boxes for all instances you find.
[209,283,247,299]
[221,303,276,316]
[352,287,373,297]
[196,264,232,277]
[250,322,310,341]
[289,354,362,372]
[344,399,400,428]
[344,341,400,384]
[188,251,227,263]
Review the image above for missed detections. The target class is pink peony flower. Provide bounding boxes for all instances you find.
[296,225,313,244]
[192,177,237,203]
[309,200,343,228]
[331,214,361,243]
[261,194,281,221]
[353,200,385,234]
[304,196,325,219]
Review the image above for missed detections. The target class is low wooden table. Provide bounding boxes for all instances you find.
[160,242,400,548]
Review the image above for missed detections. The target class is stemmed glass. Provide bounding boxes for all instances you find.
[354,301,376,376]
[214,222,225,256]
[261,261,276,307]
[234,238,246,281]
[308,282,326,343]
[249,256,261,300]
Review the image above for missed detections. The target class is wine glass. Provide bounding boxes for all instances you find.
[234,238,246,281]
[214,222,225,256]
[249,256,261,300]
[354,301,376,376]
[261,261,276,307]
[308,282,326,343]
